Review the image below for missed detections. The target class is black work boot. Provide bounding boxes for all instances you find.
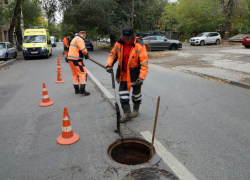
[73,85,79,94]
[120,104,132,123]
[79,84,90,95]
[65,58,68,63]
[131,104,140,118]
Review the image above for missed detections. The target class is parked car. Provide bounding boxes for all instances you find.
[0,42,18,61]
[242,35,250,48]
[85,39,94,51]
[190,32,221,46]
[142,36,182,51]
[50,36,56,47]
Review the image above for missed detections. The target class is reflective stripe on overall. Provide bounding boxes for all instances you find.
[68,60,88,85]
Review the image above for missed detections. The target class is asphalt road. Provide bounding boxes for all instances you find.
[0,42,250,180]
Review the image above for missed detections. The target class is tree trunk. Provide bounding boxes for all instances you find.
[15,8,22,51]
[221,0,234,40]
[8,0,22,44]
[110,34,116,47]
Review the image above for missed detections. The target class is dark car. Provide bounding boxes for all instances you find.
[85,39,94,51]
[143,36,182,51]
[0,42,18,61]
[242,35,250,48]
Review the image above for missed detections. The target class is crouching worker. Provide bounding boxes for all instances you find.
[67,31,90,95]
[106,27,148,123]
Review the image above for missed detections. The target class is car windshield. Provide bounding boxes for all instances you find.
[24,35,46,43]
[197,33,208,37]
[0,43,6,49]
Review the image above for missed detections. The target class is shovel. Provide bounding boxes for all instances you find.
[88,58,122,138]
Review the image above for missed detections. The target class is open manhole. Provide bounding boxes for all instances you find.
[102,137,161,170]
[108,138,154,165]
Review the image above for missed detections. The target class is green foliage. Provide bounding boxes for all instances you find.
[47,22,60,40]
[163,0,224,39]
[22,0,42,28]
[0,1,4,25]
[161,3,177,31]
[42,0,167,40]
[133,0,168,32]
[232,0,250,34]
[0,1,16,25]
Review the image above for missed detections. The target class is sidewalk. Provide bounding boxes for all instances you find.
[149,43,250,89]
[0,51,23,68]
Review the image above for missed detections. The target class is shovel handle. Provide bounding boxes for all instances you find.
[111,71,115,89]
[150,96,160,158]
[88,58,106,69]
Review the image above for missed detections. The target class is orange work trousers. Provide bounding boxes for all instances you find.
[68,60,87,85]
[64,51,68,59]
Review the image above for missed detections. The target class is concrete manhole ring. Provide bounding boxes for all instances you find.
[102,136,161,171]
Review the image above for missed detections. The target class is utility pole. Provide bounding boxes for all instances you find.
[131,0,134,28]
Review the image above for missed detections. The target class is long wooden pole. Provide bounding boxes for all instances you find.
[150,96,160,159]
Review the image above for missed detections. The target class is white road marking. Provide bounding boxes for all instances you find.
[86,68,114,99]
[87,67,197,180]
[141,131,197,180]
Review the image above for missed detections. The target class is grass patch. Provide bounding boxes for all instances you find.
[94,41,112,51]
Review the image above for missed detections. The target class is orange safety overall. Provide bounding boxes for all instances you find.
[63,37,69,59]
[67,35,88,85]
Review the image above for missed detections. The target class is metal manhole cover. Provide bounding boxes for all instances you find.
[123,168,179,180]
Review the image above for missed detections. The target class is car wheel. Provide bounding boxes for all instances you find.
[190,44,194,46]
[4,54,8,61]
[24,56,28,60]
[50,50,52,56]
[46,51,49,59]
[216,39,220,45]
[200,41,205,46]
[169,44,178,50]
[245,45,250,48]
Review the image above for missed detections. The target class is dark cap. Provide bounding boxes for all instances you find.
[121,27,135,39]
[65,35,68,37]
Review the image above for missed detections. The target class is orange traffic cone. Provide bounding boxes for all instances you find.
[55,68,64,83]
[39,83,54,107]
[56,57,60,64]
[57,107,80,145]
[56,62,62,72]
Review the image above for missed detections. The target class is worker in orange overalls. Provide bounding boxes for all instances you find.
[63,35,70,63]
[67,31,90,95]
[106,27,148,123]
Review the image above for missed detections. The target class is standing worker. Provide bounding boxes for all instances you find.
[106,27,148,123]
[67,31,90,95]
[63,35,70,62]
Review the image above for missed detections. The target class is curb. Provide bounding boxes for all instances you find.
[0,52,23,69]
[171,67,250,90]
[0,58,18,69]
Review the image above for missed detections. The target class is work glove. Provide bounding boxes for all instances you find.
[85,53,89,59]
[116,77,120,84]
[135,78,143,86]
[106,66,113,73]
